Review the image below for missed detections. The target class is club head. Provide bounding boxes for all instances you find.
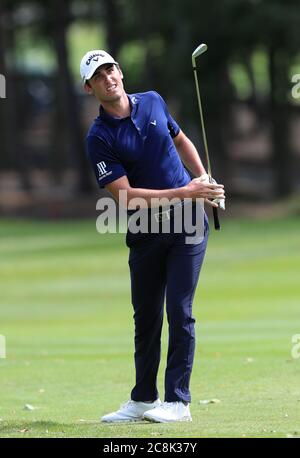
[192,43,208,66]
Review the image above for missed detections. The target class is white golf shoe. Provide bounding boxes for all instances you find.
[101,399,161,423]
[143,401,192,423]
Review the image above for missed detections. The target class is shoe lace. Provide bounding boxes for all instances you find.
[161,402,179,411]
[120,400,135,409]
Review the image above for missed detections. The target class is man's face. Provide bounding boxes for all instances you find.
[85,64,124,102]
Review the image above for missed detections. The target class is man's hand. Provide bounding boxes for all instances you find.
[188,173,226,209]
[184,175,225,207]
[198,173,226,210]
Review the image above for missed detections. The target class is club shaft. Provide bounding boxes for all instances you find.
[192,54,221,230]
[192,66,212,177]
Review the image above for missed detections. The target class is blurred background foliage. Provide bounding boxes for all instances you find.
[0,0,300,217]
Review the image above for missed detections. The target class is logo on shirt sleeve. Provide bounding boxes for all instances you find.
[97,161,112,181]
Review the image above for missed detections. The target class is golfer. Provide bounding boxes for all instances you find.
[80,50,225,423]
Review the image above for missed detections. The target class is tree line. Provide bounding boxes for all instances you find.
[0,0,300,198]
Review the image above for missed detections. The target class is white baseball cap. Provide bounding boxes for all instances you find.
[80,50,118,82]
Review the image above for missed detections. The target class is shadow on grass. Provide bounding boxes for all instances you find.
[0,419,157,437]
[0,420,71,432]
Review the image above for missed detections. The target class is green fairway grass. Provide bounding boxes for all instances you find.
[0,216,299,438]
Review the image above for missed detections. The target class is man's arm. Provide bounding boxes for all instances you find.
[106,175,224,209]
[173,130,206,177]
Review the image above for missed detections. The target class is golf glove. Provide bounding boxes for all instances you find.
[199,173,225,210]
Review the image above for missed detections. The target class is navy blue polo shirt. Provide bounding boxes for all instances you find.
[86,91,191,190]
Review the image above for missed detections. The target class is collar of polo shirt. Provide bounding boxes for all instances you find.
[98,94,140,124]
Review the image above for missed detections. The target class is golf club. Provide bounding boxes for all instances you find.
[192,43,221,230]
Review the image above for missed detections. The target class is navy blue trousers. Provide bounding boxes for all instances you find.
[126,205,209,403]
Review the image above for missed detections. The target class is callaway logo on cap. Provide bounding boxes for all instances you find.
[80,50,118,82]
